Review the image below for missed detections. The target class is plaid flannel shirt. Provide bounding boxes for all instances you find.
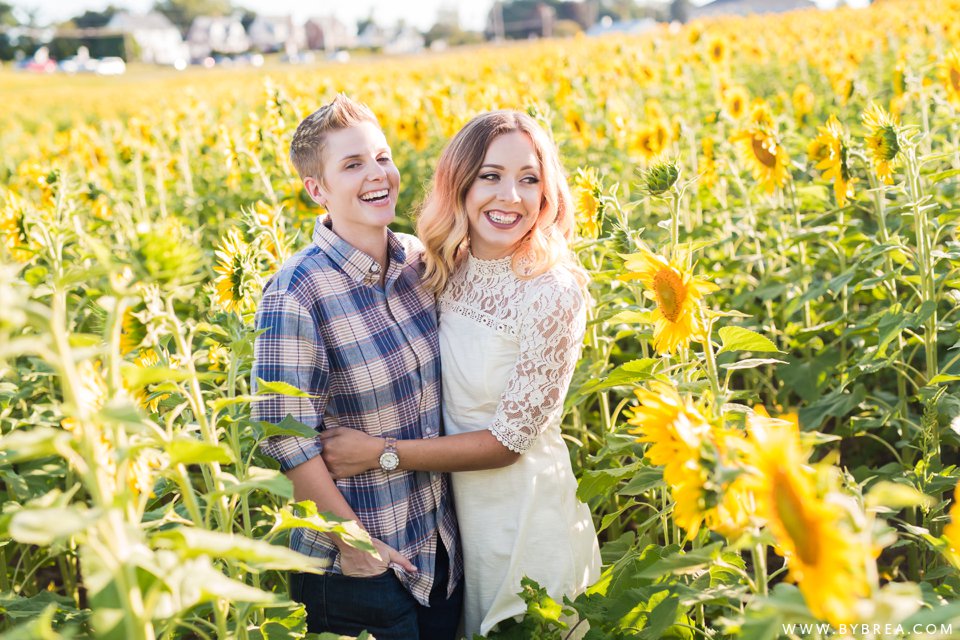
[252,215,461,604]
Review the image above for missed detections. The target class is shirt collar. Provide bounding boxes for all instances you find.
[311,214,407,286]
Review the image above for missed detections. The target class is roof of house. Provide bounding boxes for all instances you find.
[107,12,177,31]
[692,0,817,17]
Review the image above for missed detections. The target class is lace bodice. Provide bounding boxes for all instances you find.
[438,254,586,454]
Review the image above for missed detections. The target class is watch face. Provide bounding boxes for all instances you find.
[379,451,399,471]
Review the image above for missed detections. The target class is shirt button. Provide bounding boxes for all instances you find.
[369,263,381,273]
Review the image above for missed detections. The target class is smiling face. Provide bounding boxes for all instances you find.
[303,120,400,242]
[464,131,543,260]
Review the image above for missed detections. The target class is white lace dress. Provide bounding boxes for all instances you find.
[438,254,601,637]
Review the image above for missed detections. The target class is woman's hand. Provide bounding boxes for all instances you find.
[339,537,418,577]
[319,428,383,479]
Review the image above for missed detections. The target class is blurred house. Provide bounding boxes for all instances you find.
[486,1,558,39]
[384,25,424,54]
[356,23,423,54]
[247,15,305,54]
[187,15,249,59]
[586,17,657,36]
[355,22,386,49]
[691,0,817,18]
[107,11,188,66]
[304,16,354,52]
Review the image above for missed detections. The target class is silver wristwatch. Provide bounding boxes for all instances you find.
[379,437,399,471]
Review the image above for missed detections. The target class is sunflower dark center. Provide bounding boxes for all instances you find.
[653,270,685,322]
[751,136,778,168]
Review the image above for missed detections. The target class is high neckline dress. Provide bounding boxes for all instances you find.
[438,253,601,637]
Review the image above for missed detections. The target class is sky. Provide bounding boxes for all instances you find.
[13,0,870,31]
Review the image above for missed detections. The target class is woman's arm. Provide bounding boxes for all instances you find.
[286,456,418,575]
[320,273,586,479]
[319,428,519,478]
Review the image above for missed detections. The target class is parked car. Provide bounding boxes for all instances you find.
[58,57,99,74]
[17,58,56,73]
[96,57,127,76]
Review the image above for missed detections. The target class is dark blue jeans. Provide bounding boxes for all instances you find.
[290,541,463,640]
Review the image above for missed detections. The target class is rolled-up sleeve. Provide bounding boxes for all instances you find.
[252,288,328,471]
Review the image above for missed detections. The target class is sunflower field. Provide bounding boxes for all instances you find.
[4,0,960,637]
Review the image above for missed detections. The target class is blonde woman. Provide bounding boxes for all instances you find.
[320,110,600,637]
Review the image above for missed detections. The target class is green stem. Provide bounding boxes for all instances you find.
[175,464,206,527]
[699,310,722,402]
[248,152,278,206]
[0,547,9,593]
[669,188,681,260]
[168,307,233,533]
[867,173,908,414]
[906,148,939,384]
[752,543,768,596]
[837,206,849,371]
[660,490,671,546]
[788,182,812,329]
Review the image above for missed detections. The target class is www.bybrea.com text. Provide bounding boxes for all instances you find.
[781,623,954,637]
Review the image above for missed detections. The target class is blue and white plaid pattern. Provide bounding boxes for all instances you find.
[252,215,461,604]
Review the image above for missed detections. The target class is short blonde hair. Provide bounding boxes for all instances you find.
[289,93,379,181]
[416,110,581,294]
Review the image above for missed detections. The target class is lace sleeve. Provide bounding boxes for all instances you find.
[488,273,586,454]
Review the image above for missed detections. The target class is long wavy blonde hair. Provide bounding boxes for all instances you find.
[417,110,583,294]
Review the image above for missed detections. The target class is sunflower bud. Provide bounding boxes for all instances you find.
[640,161,680,196]
[572,167,604,239]
[874,125,901,162]
[861,103,902,185]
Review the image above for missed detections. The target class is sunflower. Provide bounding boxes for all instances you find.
[128,349,170,413]
[213,228,262,315]
[621,248,718,354]
[74,360,108,416]
[861,103,901,185]
[252,200,280,227]
[120,305,148,355]
[126,449,164,498]
[744,413,868,625]
[792,83,815,125]
[671,432,753,539]
[630,119,670,162]
[0,191,32,263]
[892,58,907,98]
[808,115,855,206]
[943,482,960,569]
[722,85,750,120]
[635,61,657,86]
[629,382,712,485]
[748,99,774,128]
[730,127,791,194]
[207,342,230,372]
[572,167,603,239]
[706,422,755,529]
[628,382,711,536]
[700,137,719,190]
[644,99,667,122]
[940,49,960,106]
[706,36,728,66]
[629,383,752,539]
[564,107,591,150]
[247,200,286,260]
[220,125,243,189]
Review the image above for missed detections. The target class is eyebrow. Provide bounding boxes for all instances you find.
[339,150,391,162]
[480,163,539,171]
